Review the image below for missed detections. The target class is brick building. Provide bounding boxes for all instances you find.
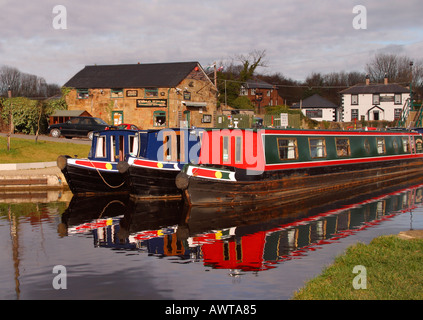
[63,62,218,129]
[239,78,283,113]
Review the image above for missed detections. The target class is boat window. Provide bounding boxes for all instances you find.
[336,138,350,157]
[222,136,230,162]
[377,138,385,154]
[309,138,326,158]
[364,138,371,154]
[235,136,243,163]
[392,138,399,153]
[278,138,298,160]
[111,136,116,162]
[129,135,138,156]
[402,137,410,153]
[95,136,106,158]
[119,135,125,161]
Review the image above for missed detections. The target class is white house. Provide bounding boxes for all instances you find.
[292,94,340,122]
[340,77,410,122]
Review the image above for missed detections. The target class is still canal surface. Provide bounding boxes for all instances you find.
[1,179,423,300]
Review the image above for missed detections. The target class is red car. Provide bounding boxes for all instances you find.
[117,123,139,130]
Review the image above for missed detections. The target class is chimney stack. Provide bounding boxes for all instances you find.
[365,74,370,85]
[384,73,388,85]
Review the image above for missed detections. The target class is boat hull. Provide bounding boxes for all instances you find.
[60,157,128,195]
[179,157,423,206]
[125,159,182,199]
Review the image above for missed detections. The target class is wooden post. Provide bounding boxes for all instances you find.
[7,86,12,151]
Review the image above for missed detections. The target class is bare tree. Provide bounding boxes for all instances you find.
[365,53,417,84]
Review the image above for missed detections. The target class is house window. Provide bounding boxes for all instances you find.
[373,94,380,105]
[153,111,166,127]
[336,138,350,157]
[240,86,248,96]
[251,88,256,96]
[77,89,89,99]
[351,109,359,121]
[111,88,124,98]
[306,109,323,118]
[309,138,326,158]
[377,138,385,154]
[278,138,298,160]
[145,88,159,98]
[351,94,359,105]
[394,94,402,105]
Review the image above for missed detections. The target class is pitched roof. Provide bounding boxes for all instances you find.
[340,83,409,94]
[63,62,200,88]
[292,94,338,109]
[243,78,274,89]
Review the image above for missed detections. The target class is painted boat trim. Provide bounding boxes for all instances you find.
[128,157,180,171]
[68,158,118,172]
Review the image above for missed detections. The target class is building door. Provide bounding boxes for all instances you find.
[183,110,191,128]
[373,111,379,121]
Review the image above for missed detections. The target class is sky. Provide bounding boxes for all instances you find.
[1,0,423,86]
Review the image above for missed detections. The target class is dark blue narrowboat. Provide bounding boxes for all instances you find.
[118,128,203,199]
[57,129,140,195]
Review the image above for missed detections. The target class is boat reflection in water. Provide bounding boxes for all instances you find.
[61,179,423,274]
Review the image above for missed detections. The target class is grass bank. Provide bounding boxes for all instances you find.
[293,235,423,300]
[0,136,91,163]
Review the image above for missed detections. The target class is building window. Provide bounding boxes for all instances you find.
[145,88,159,98]
[153,111,166,127]
[377,138,385,154]
[351,94,359,105]
[202,114,212,123]
[309,138,326,158]
[250,88,256,96]
[351,109,359,121]
[336,138,350,157]
[278,138,298,160]
[111,88,124,98]
[77,89,89,99]
[306,109,323,118]
[394,94,402,105]
[240,86,248,96]
[373,94,380,105]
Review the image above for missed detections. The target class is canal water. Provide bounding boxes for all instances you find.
[1,179,423,300]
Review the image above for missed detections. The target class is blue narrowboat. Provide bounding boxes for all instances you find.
[118,128,203,199]
[57,129,139,195]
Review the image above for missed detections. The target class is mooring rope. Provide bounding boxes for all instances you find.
[89,159,126,189]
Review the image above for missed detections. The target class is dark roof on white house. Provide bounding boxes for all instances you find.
[340,83,409,95]
[292,94,338,109]
[63,62,200,88]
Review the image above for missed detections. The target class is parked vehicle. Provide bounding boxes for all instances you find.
[48,117,116,140]
[117,123,139,130]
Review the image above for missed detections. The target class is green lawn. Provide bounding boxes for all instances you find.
[293,236,423,300]
[0,136,91,163]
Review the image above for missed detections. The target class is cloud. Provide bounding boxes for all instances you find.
[0,0,422,85]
